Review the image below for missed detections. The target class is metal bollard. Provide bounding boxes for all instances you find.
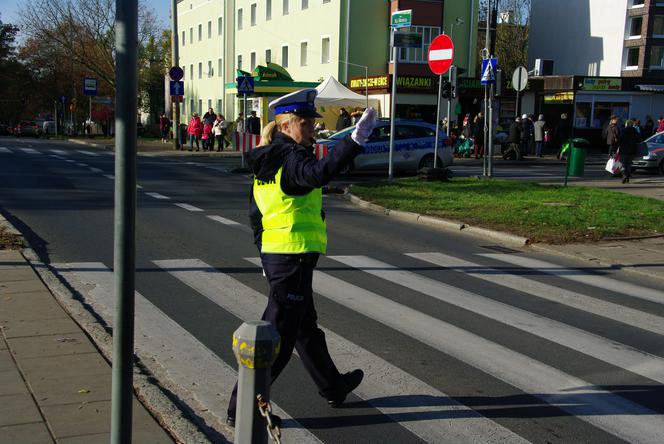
[232,321,280,443]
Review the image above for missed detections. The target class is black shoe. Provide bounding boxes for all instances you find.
[325,369,364,408]
[622,177,628,184]
[226,414,282,428]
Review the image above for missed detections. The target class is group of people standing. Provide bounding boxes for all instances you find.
[505,113,565,160]
[186,108,231,152]
[605,115,657,183]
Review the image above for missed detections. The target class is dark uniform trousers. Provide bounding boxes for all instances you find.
[227,252,342,418]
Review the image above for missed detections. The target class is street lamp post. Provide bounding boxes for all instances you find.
[339,60,369,110]
[446,17,464,139]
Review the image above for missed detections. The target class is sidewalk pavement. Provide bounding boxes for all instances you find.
[67,138,242,157]
[0,248,174,444]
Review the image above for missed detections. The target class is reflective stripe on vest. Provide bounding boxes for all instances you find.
[253,167,327,254]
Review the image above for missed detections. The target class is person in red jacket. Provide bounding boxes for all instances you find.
[201,121,213,151]
[187,113,202,151]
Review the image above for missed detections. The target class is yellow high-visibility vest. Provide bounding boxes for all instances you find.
[253,167,327,254]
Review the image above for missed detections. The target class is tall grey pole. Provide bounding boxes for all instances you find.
[433,73,442,169]
[488,83,494,177]
[446,66,452,147]
[171,0,180,150]
[483,84,488,177]
[388,32,398,181]
[365,65,369,110]
[111,0,138,441]
[483,0,492,178]
[515,69,521,117]
[54,101,58,137]
[233,321,280,444]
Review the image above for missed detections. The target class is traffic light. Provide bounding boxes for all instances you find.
[450,65,458,99]
[441,80,451,99]
[495,69,505,97]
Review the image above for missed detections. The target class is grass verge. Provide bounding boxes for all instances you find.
[349,178,664,244]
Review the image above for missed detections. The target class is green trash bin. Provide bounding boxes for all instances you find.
[566,138,590,177]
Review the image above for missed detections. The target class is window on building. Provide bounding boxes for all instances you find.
[217,99,223,112]
[632,0,645,6]
[302,0,308,9]
[190,99,195,115]
[218,17,223,35]
[626,47,640,67]
[251,52,257,71]
[251,4,257,26]
[300,41,308,66]
[208,60,213,77]
[208,21,212,38]
[654,15,664,36]
[651,46,664,68]
[237,55,243,71]
[266,49,272,63]
[189,27,193,43]
[181,31,185,46]
[321,37,330,63]
[389,26,441,63]
[190,64,193,79]
[198,62,202,79]
[182,65,186,79]
[198,99,203,114]
[283,0,289,15]
[574,102,592,128]
[238,8,243,30]
[323,0,330,3]
[629,16,643,37]
[266,0,272,20]
[198,24,202,41]
[281,45,289,67]
[207,99,212,110]
[218,58,223,77]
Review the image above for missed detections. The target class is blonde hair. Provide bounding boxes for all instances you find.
[255,114,302,148]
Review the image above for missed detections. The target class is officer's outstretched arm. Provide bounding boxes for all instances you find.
[282,108,377,190]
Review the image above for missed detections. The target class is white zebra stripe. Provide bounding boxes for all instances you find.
[294,256,664,444]
[157,258,529,444]
[77,150,99,156]
[406,252,664,336]
[0,147,11,154]
[480,254,664,305]
[89,167,103,173]
[174,203,204,212]
[207,215,240,225]
[145,192,170,200]
[103,174,115,180]
[50,149,67,155]
[21,148,38,154]
[52,262,321,444]
[330,255,664,384]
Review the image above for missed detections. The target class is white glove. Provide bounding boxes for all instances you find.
[351,107,377,145]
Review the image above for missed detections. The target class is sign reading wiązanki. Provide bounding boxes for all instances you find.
[349,74,436,93]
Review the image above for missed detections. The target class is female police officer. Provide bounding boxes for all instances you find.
[227,88,376,425]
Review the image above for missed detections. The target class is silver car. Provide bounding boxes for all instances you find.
[633,132,664,175]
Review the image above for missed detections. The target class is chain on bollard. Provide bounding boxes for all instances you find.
[257,394,282,444]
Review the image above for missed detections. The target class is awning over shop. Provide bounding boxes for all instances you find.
[635,84,664,92]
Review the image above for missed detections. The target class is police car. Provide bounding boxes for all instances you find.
[633,131,664,175]
[317,119,453,172]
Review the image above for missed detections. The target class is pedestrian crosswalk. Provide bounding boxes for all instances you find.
[0,146,112,156]
[49,247,664,443]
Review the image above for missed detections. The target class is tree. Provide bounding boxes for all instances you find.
[139,30,172,122]
[478,0,530,76]
[19,0,161,92]
[0,16,37,122]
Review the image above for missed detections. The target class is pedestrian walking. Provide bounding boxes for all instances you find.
[203,107,217,126]
[213,114,226,151]
[226,88,376,427]
[520,113,533,158]
[159,113,171,143]
[235,112,245,133]
[504,116,522,160]
[606,116,620,157]
[350,109,363,125]
[619,119,640,184]
[335,108,351,131]
[555,113,571,160]
[473,112,485,159]
[187,113,202,151]
[657,116,664,134]
[644,115,655,139]
[201,121,213,151]
[247,110,261,135]
[533,114,547,157]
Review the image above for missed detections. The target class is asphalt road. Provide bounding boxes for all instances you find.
[1,136,664,444]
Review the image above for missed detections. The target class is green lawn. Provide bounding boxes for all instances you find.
[349,178,664,244]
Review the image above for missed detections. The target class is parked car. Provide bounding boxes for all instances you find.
[0,123,12,135]
[14,121,41,137]
[633,131,664,175]
[317,119,453,172]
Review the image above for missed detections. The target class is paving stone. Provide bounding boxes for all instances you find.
[0,350,13,371]
[8,333,96,360]
[0,335,7,350]
[0,369,30,396]
[0,268,38,282]
[0,280,46,294]
[18,353,108,380]
[0,422,53,444]
[1,317,80,339]
[0,393,43,427]
[29,372,111,407]
[0,292,65,322]
[0,250,23,263]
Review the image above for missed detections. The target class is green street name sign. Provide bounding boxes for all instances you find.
[391,9,412,29]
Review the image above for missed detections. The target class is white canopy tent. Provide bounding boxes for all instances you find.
[315,76,376,108]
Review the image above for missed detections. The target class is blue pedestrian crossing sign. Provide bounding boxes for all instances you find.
[236,76,254,94]
[169,80,184,96]
[480,58,498,85]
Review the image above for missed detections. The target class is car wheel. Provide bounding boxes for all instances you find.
[419,153,443,169]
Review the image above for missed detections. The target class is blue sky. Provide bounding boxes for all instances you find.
[1,0,170,29]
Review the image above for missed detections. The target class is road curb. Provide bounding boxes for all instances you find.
[0,212,215,443]
[341,192,531,247]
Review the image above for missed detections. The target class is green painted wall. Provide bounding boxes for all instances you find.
[443,0,480,77]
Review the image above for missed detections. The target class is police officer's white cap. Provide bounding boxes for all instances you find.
[269,88,322,118]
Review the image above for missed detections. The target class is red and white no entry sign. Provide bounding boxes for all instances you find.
[428,34,454,75]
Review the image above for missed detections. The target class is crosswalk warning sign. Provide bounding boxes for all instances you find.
[236,76,254,94]
[480,58,497,85]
